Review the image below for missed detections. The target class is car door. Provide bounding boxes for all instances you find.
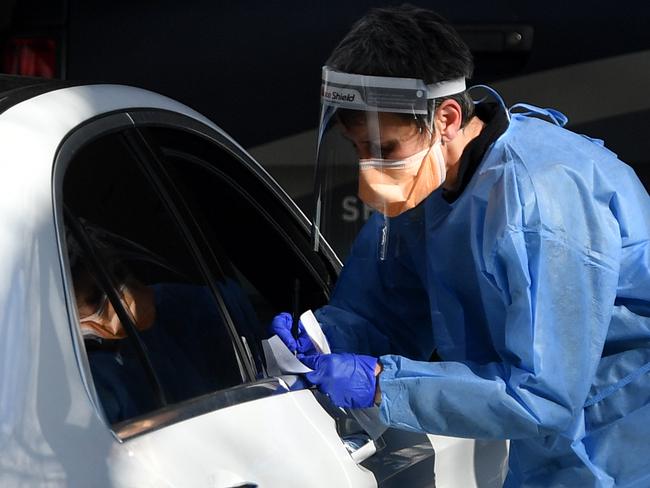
[55,111,378,488]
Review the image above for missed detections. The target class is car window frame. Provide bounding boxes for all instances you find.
[52,111,297,440]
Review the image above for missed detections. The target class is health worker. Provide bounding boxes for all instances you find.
[270,5,650,487]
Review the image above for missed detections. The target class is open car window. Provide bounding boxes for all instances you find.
[57,111,339,438]
[62,128,247,426]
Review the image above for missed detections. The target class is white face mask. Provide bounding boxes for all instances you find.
[358,140,446,217]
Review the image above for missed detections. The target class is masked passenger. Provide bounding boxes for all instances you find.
[68,224,243,424]
[270,5,650,487]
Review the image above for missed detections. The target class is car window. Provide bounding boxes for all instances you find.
[62,128,246,426]
[139,126,333,373]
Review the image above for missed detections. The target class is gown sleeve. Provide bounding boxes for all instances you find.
[378,151,626,439]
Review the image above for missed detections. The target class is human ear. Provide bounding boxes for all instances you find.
[435,99,462,144]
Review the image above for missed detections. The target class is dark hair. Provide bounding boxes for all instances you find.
[326,4,474,127]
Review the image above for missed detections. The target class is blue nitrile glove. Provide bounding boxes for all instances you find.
[301,353,378,409]
[268,312,318,356]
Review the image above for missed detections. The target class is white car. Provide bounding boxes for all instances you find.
[0,78,507,487]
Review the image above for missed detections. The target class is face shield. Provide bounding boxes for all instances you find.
[312,67,466,260]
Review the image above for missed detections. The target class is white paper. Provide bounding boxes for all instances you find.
[262,335,313,376]
[300,309,331,354]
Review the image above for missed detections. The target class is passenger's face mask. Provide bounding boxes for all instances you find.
[78,284,155,339]
[358,138,446,217]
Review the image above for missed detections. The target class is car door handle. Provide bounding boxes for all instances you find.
[343,435,377,464]
[227,484,258,488]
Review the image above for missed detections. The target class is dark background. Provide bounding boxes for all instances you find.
[2,1,648,140]
[3,0,650,222]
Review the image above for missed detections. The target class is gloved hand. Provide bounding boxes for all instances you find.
[301,353,378,409]
[268,312,318,356]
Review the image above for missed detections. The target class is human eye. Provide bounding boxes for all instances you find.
[379,142,398,159]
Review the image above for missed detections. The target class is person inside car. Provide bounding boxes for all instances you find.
[67,222,242,423]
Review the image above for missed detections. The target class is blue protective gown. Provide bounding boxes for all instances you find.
[315,105,650,487]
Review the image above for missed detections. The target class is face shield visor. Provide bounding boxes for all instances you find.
[312,67,466,260]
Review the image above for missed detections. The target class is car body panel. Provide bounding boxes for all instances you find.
[109,390,376,488]
[429,436,508,488]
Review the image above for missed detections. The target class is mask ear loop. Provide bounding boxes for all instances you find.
[409,99,446,188]
[427,98,448,183]
[428,98,436,136]
[468,85,511,123]
[412,101,437,143]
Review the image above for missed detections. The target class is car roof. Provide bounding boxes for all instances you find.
[0,74,82,115]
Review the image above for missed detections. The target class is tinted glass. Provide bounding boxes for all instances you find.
[142,127,332,373]
[62,129,244,424]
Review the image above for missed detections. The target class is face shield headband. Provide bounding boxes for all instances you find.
[312,67,466,260]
